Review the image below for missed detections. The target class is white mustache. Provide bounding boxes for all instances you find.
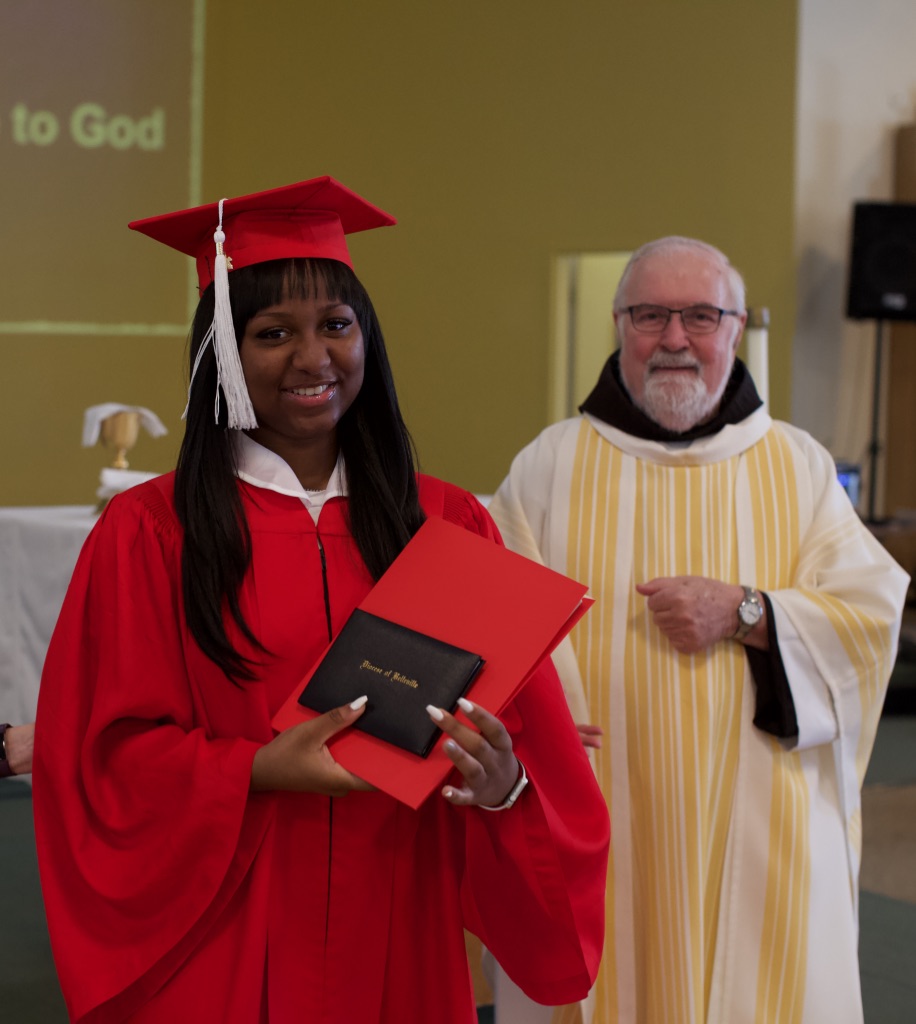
[647,355,700,371]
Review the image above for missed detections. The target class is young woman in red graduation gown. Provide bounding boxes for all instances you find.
[32,178,609,1024]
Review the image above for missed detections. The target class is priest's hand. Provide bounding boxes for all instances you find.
[250,697,376,796]
[577,723,603,749]
[636,576,764,654]
[428,698,522,808]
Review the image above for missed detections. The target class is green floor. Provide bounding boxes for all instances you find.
[1,782,67,1021]
[860,890,916,1023]
[4,714,915,1022]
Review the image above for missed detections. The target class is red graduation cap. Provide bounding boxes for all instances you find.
[129,175,397,292]
[128,176,396,429]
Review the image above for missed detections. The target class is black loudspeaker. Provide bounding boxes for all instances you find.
[846,201,916,321]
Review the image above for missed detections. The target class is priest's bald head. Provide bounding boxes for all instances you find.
[612,238,748,434]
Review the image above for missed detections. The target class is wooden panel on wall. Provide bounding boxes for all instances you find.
[885,124,916,516]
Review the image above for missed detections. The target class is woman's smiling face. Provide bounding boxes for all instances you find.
[239,287,365,459]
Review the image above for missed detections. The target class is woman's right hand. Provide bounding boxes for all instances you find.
[250,697,375,795]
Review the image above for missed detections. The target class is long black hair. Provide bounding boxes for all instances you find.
[174,258,425,682]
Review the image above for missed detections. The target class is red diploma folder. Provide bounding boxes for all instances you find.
[272,515,592,808]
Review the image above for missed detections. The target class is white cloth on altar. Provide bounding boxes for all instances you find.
[0,506,98,765]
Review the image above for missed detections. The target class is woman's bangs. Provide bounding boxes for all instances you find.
[282,259,364,309]
[230,258,367,335]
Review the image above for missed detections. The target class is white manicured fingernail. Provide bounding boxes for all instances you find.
[426,705,444,722]
[457,697,474,713]
[350,695,368,710]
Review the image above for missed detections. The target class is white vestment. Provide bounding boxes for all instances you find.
[488,408,908,1024]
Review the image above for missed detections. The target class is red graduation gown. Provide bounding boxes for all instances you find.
[33,473,608,1023]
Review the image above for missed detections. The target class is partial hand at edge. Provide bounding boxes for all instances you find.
[6,723,35,775]
[576,723,603,750]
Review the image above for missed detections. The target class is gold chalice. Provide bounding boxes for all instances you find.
[99,410,141,470]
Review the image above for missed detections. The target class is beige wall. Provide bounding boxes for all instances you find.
[1,0,797,504]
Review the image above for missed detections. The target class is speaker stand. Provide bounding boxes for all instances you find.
[865,318,887,525]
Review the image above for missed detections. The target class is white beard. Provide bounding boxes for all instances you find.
[635,359,730,434]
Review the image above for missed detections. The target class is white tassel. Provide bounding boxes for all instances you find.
[183,200,258,430]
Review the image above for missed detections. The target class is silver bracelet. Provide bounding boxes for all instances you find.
[479,760,528,811]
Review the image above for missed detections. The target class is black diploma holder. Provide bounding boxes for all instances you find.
[297,609,485,757]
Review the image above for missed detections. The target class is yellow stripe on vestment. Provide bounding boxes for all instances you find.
[744,432,809,1024]
[745,420,799,587]
[567,423,622,1020]
[630,456,744,1021]
[800,587,894,787]
[568,422,750,1022]
[754,741,810,1024]
[795,580,893,864]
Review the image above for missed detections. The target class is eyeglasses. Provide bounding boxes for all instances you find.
[620,304,741,335]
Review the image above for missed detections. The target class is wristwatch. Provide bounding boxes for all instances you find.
[732,586,763,641]
[0,723,13,779]
[479,760,528,811]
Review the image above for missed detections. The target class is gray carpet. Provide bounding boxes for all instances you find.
[859,711,916,1021]
[860,891,916,1023]
[866,714,916,786]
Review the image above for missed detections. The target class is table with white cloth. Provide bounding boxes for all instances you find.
[0,506,98,730]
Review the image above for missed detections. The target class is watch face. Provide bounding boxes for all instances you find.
[739,601,762,626]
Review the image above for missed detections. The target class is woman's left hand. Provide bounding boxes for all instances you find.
[427,698,521,808]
